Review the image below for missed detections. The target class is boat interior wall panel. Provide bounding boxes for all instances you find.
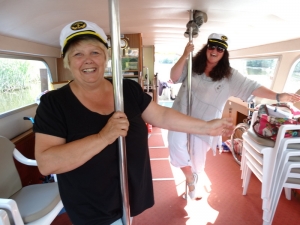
[0,34,60,81]
[0,34,60,58]
[56,58,72,82]
[0,105,37,140]
[143,46,155,83]
[230,38,300,58]
[273,52,300,91]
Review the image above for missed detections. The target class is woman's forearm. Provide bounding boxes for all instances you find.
[142,102,233,136]
[252,86,300,103]
[35,133,108,175]
[252,86,277,99]
[170,56,187,82]
[170,42,193,82]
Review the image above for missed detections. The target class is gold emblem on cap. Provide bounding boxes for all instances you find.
[221,35,228,41]
[71,21,87,31]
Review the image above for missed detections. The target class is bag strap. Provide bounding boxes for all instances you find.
[257,104,269,117]
[271,103,293,114]
[252,120,275,141]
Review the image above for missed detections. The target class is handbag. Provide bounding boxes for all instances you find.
[252,103,300,141]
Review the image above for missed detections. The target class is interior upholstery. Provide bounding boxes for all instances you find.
[0,136,22,198]
[10,182,61,223]
[0,136,61,223]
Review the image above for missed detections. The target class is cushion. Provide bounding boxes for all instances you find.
[10,182,61,223]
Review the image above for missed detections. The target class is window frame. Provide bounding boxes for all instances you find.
[0,53,52,117]
[283,56,300,93]
[229,55,281,90]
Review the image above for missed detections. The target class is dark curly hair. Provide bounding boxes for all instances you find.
[192,45,232,81]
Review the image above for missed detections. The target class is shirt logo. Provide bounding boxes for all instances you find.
[214,83,223,93]
[71,21,87,31]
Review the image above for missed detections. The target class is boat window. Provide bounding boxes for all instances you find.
[154,52,180,81]
[230,58,279,88]
[283,59,300,93]
[0,56,51,115]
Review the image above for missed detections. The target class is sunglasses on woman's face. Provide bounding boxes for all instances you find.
[207,44,225,53]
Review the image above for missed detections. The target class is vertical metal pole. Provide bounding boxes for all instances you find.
[108,0,131,224]
[187,9,193,144]
[185,9,194,200]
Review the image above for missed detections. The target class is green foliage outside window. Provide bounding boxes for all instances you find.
[0,57,48,114]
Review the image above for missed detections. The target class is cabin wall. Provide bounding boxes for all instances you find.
[0,34,60,82]
[229,38,300,58]
[143,45,155,85]
[57,57,73,81]
[272,52,300,92]
[0,105,37,140]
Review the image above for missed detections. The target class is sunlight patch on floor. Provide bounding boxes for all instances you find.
[184,194,219,225]
[182,179,219,225]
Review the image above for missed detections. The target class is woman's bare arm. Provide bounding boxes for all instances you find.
[170,41,194,83]
[35,111,129,175]
[252,86,300,103]
[142,101,233,136]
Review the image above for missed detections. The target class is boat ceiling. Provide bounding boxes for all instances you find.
[1,0,300,54]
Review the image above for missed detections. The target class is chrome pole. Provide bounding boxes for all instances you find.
[187,9,193,151]
[108,0,131,224]
[183,9,207,200]
[185,9,194,201]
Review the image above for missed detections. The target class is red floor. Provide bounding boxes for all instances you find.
[51,126,300,225]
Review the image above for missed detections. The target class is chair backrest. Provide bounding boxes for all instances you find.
[0,136,22,198]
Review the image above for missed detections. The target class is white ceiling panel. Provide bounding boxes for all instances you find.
[1,0,300,53]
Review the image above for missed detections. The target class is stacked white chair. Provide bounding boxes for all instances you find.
[0,209,11,225]
[241,111,300,225]
[262,137,300,224]
[0,136,63,225]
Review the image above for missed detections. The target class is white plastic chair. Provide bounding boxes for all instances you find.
[0,136,63,225]
[0,210,11,225]
[268,138,300,199]
[241,112,300,212]
[262,138,300,224]
[262,160,300,225]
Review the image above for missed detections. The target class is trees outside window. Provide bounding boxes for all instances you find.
[0,57,50,114]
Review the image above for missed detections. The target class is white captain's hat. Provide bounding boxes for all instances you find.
[207,33,229,49]
[59,20,108,57]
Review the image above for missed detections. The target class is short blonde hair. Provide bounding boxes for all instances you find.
[63,37,109,70]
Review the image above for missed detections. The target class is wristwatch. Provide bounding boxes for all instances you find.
[276,93,280,103]
[275,93,280,112]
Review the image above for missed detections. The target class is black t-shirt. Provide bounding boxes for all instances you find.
[33,79,154,225]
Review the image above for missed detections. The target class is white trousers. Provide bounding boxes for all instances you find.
[168,130,210,180]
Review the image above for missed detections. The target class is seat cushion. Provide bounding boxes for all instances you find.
[247,128,300,149]
[10,182,61,223]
